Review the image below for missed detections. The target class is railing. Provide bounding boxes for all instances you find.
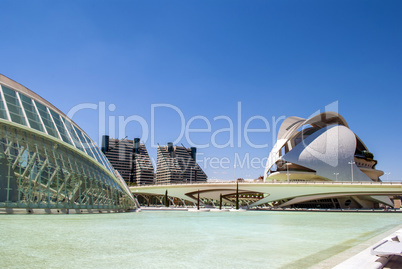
[130,180,402,188]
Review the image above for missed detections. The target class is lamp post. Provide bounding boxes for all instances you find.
[348,161,355,182]
[385,172,391,181]
[284,161,290,183]
[190,167,193,184]
[333,173,339,181]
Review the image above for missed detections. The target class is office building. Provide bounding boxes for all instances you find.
[102,137,154,185]
[156,143,207,184]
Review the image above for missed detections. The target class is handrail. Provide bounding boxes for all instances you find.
[130,180,402,188]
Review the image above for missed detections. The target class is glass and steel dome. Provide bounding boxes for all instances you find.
[0,74,136,212]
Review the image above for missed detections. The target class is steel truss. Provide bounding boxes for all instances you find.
[0,121,136,210]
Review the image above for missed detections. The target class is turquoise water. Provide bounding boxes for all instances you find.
[1,211,401,268]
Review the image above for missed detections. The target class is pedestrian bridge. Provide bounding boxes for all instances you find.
[130,181,402,208]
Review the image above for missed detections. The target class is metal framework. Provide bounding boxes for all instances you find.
[0,74,136,211]
[0,120,135,209]
[0,120,135,210]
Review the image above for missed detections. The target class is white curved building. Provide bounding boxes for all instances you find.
[130,112,398,209]
[0,74,136,213]
[264,112,384,183]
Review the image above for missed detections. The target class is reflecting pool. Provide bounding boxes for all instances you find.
[1,211,401,268]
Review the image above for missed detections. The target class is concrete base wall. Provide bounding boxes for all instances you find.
[0,208,131,214]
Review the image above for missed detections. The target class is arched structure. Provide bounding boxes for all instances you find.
[130,112,398,210]
[130,182,402,209]
[0,74,136,212]
[265,112,383,183]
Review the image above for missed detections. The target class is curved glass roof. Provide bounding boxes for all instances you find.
[0,76,115,175]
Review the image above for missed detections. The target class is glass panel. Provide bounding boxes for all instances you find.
[18,93,44,132]
[0,86,9,120]
[91,141,115,174]
[93,145,114,173]
[34,101,59,138]
[2,86,27,126]
[98,148,115,173]
[48,109,72,145]
[103,171,114,187]
[83,134,103,164]
[91,144,107,167]
[61,117,85,152]
[99,170,107,185]
[73,126,95,159]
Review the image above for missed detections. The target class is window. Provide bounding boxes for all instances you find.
[73,125,95,159]
[0,86,9,120]
[61,117,85,152]
[18,93,44,132]
[34,101,59,138]
[49,109,72,145]
[2,86,27,126]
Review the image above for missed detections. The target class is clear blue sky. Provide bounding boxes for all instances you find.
[0,0,401,181]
